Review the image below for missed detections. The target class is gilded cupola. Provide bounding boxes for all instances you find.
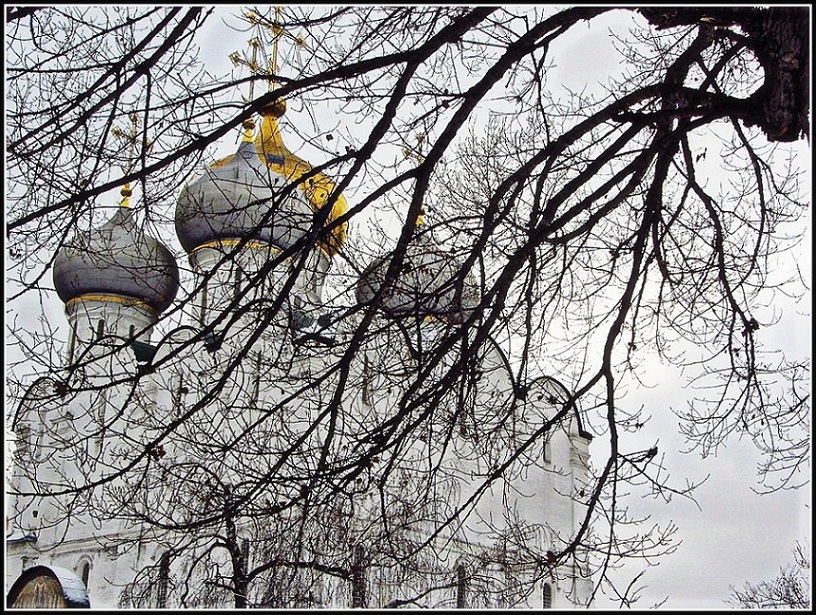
[174,10,348,260]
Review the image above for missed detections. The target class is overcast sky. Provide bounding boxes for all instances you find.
[6,5,811,609]
[591,349,811,608]
[549,8,811,607]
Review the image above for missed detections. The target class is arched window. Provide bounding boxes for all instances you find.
[14,424,32,462]
[351,544,366,608]
[361,355,372,406]
[241,537,250,567]
[96,319,105,340]
[32,407,48,461]
[173,375,188,417]
[199,280,208,325]
[250,353,262,404]
[233,267,240,300]
[79,560,90,588]
[66,328,76,364]
[542,582,553,609]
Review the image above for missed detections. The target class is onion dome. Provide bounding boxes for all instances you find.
[175,100,348,257]
[53,193,180,315]
[356,228,480,323]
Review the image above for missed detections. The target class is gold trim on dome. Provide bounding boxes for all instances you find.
[227,7,348,257]
[256,112,349,255]
[111,115,141,208]
[192,238,282,254]
[66,294,157,316]
[210,154,236,170]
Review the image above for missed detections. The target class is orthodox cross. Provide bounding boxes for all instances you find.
[402,131,428,226]
[110,113,147,207]
[229,8,305,138]
[229,7,305,96]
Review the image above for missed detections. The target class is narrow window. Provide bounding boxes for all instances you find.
[542,583,553,609]
[129,324,136,339]
[33,409,48,461]
[94,387,108,451]
[172,375,188,417]
[455,564,467,608]
[14,425,31,462]
[96,319,105,340]
[250,353,261,404]
[351,544,366,608]
[543,437,552,463]
[241,538,251,575]
[80,561,90,588]
[66,328,76,364]
[256,263,265,297]
[157,552,170,608]
[199,280,208,325]
[234,267,242,300]
[361,356,372,406]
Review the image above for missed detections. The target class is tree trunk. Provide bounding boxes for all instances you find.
[748,7,809,142]
[639,7,809,142]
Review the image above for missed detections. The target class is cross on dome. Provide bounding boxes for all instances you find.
[229,7,306,124]
[111,113,151,208]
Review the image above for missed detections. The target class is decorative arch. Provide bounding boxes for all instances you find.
[525,374,593,441]
[76,556,92,589]
[6,565,91,608]
[12,377,61,428]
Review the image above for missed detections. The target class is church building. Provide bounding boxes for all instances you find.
[6,15,594,610]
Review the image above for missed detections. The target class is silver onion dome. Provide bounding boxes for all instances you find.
[175,103,349,257]
[174,138,315,255]
[53,205,180,314]
[356,229,481,322]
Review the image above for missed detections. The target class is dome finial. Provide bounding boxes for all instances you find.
[179,10,347,258]
[270,7,282,89]
[402,132,427,170]
[267,6,306,93]
[111,113,146,208]
[230,8,306,131]
[402,134,427,228]
[230,34,264,141]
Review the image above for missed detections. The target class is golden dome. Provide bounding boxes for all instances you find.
[181,8,348,257]
[256,101,348,256]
